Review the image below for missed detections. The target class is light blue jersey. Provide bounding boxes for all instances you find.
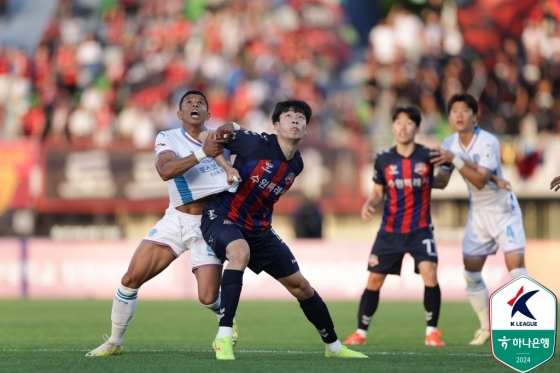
[155,128,237,208]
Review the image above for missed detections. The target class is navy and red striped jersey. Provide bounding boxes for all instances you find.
[373,145,433,234]
[210,130,303,232]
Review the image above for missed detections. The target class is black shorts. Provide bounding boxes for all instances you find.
[368,228,438,275]
[201,205,299,279]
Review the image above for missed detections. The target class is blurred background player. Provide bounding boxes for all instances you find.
[199,99,368,360]
[431,93,528,345]
[86,90,240,356]
[343,107,449,348]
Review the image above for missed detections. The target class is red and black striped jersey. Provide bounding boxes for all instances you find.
[210,130,303,232]
[373,144,433,234]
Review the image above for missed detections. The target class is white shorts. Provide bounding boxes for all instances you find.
[463,200,526,258]
[141,207,222,271]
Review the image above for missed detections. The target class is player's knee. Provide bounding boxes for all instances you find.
[121,272,142,289]
[227,245,250,266]
[366,273,385,291]
[463,270,485,292]
[298,278,313,297]
[199,292,218,306]
[423,275,437,287]
[292,278,313,300]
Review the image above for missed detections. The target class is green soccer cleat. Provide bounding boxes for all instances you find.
[85,335,123,357]
[325,345,369,358]
[232,318,239,347]
[215,315,239,348]
[213,337,235,360]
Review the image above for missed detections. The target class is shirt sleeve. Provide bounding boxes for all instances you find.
[439,136,454,173]
[373,153,385,185]
[154,132,176,158]
[226,130,266,156]
[477,141,499,172]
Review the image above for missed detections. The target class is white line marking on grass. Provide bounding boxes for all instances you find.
[0,348,492,357]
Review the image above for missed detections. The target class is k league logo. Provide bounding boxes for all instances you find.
[508,286,539,324]
[490,276,557,373]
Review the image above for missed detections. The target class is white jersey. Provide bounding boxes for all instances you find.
[441,127,515,210]
[154,128,237,208]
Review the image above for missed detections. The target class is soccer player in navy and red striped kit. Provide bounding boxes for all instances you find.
[343,106,449,347]
[199,99,367,360]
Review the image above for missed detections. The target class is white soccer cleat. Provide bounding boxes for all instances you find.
[469,328,490,345]
[85,335,123,356]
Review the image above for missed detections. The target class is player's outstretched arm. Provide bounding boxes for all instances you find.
[458,157,511,191]
[430,148,490,189]
[156,134,226,181]
[550,176,560,192]
[215,122,246,140]
[362,183,384,222]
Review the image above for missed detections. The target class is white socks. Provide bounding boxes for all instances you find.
[216,326,233,339]
[510,267,528,278]
[355,329,367,339]
[426,326,438,336]
[202,292,222,315]
[464,271,489,330]
[109,284,138,345]
[326,340,342,354]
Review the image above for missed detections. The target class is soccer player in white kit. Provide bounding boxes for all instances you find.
[430,93,528,346]
[86,90,241,356]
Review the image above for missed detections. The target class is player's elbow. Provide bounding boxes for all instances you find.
[158,170,173,181]
[474,180,486,190]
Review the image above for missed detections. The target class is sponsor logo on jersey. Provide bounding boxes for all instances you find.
[262,161,274,173]
[284,172,295,185]
[156,143,166,147]
[388,164,399,175]
[148,229,157,237]
[208,210,217,220]
[414,162,428,176]
[251,175,260,183]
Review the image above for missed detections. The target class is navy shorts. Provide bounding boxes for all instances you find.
[201,205,300,279]
[368,228,438,275]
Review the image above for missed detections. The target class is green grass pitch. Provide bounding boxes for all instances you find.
[0,300,558,373]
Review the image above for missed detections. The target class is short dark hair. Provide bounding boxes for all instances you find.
[447,93,478,115]
[271,99,312,124]
[179,90,209,111]
[392,106,421,127]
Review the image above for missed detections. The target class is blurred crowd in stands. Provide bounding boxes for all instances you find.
[0,0,559,179]
[0,0,353,149]
[361,0,560,178]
